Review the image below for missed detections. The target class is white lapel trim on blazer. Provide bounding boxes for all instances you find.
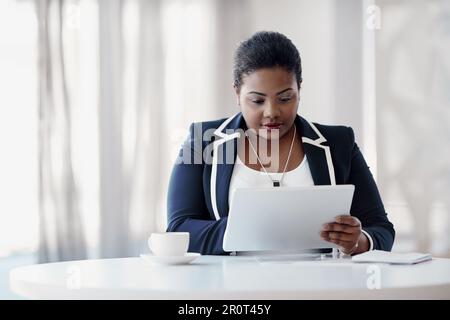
[301,120,336,185]
[210,115,337,221]
[210,113,241,220]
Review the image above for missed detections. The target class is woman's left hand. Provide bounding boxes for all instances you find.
[320,215,367,255]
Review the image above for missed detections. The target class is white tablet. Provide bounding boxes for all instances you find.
[223,185,355,252]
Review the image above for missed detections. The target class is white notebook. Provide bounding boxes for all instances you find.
[352,250,432,265]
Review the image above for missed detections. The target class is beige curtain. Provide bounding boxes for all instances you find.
[35,0,248,262]
[35,0,86,262]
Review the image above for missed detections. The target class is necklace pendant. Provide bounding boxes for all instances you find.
[273,181,280,187]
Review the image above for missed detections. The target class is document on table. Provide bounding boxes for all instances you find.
[352,250,432,265]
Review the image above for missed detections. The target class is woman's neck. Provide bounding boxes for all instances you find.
[241,123,300,170]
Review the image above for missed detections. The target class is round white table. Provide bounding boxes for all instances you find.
[9,255,450,299]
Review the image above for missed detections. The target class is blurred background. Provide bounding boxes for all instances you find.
[1,0,449,298]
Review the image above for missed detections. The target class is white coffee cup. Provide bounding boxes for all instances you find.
[148,232,189,256]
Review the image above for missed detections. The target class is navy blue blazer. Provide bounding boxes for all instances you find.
[166,112,395,255]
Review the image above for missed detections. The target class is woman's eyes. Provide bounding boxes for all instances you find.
[279,97,291,103]
[251,100,264,105]
[250,97,292,105]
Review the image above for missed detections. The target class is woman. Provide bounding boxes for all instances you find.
[167,31,395,256]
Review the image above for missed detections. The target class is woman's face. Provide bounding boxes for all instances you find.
[235,67,300,140]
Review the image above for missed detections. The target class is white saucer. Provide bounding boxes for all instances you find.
[139,252,201,265]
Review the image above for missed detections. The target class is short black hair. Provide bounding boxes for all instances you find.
[233,31,302,90]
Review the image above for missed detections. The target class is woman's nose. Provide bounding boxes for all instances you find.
[263,102,281,118]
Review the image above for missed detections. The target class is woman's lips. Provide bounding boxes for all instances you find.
[262,123,283,130]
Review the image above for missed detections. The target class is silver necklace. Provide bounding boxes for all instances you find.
[245,124,296,187]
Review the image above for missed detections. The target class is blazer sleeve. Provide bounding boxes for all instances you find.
[166,123,229,255]
[347,127,395,251]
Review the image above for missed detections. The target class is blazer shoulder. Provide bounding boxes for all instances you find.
[187,117,232,145]
[191,117,228,132]
[183,117,230,153]
[312,122,356,147]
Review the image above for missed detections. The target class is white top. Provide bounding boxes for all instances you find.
[228,154,315,207]
[9,256,450,299]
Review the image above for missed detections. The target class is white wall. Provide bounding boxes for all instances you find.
[245,0,338,126]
